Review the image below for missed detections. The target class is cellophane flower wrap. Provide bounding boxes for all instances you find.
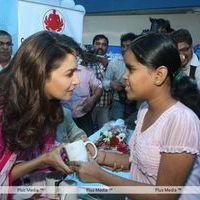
[95,122,130,153]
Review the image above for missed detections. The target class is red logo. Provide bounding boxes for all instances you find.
[43,9,64,32]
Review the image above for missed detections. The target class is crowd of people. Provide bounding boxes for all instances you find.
[0,17,200,200]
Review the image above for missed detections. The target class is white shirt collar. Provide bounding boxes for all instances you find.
[187,53,200,67]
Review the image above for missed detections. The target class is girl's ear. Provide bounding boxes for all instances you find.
[153,66,168,86]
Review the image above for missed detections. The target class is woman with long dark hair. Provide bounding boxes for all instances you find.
[71,33,200,200]
[0,31,80,196]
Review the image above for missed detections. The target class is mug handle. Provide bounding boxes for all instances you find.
[84,141,98,159]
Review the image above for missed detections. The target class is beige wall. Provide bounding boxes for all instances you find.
[82,13,200,46]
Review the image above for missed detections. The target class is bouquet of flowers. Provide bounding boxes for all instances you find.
[95,124,130,154]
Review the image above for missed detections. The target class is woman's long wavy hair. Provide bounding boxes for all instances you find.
[0,31,76,152]
[129,33,200,118]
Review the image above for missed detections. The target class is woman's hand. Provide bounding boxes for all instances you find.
[69,158,102,183]
[42,144,72,174]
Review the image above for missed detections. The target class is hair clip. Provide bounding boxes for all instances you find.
[173,70,183,82]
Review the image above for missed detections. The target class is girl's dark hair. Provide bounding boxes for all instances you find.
[130,33,200,117]
[0,31,76,151]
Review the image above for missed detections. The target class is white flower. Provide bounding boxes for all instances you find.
[103,131,113,138]
[103,137,111,142]
[116,133,126,142]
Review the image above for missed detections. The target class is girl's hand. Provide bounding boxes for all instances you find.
[42,144,72,174]
[69,158,102,183]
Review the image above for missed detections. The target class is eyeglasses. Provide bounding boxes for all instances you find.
[0,41,13,47]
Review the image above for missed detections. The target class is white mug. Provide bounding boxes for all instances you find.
[64,140,97,162]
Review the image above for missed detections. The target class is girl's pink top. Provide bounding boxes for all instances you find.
[129,101,200,193]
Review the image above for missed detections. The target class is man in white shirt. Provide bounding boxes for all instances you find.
[171,29,200,88]
[0,30,13,71]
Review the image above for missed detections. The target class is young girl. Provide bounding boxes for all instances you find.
[0,31,82,198]
[71,33,200,200]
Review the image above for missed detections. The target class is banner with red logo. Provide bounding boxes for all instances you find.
[18,0,85,46]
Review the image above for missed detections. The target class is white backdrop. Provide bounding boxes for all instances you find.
[18,0,85,47]
[0,0,85,52]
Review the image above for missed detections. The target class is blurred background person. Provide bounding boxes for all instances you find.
[88,34,112,130]
[0,30,13,70]
[171,29,200,88]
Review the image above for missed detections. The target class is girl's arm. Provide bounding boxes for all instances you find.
[96,150,130,170]
[72,152,196,200]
